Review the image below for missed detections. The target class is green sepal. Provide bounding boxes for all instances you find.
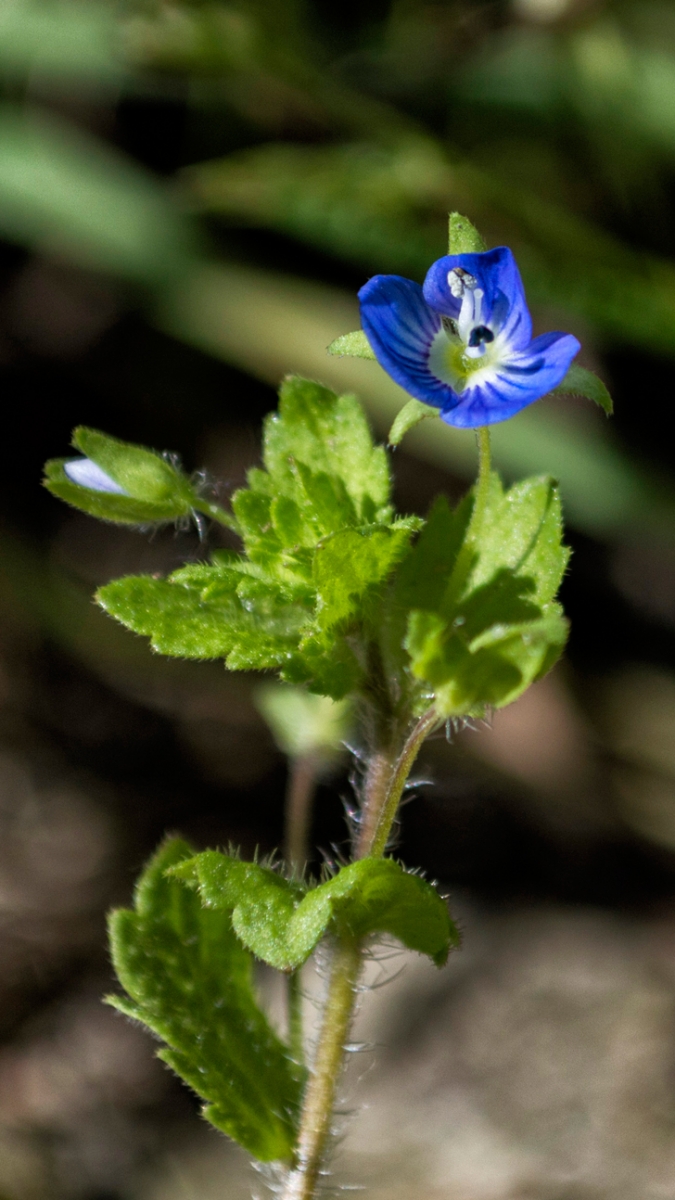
[552,364,613,415]
[388,398,440,447]
[402,475,570,716]
[107,838,304,1162]
[448,211,487,254]
[174,852,459,969]
[44,426,196,524]
[327,330,376,359]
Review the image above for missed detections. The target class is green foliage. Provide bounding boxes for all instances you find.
[174,851,459,969]
[107,839,303,1162]
[388,399,440,447]
[97,377,418,698]
[553,364,614,415]
[400,475,569,716]
[44,426,196,525]
[327,330,375,359]
[448,211,487,254]
[255,683,351,760]
[67,378,570,719]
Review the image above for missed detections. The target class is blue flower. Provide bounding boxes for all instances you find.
[358,247,580,428]
[64,458,128,494]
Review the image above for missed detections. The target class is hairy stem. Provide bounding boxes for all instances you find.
[367,706,440,859]
[281,938,362,1200]
[192,496,239,531]
[282,705,438,1199]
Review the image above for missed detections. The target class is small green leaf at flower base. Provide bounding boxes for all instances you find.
[43,426,196,524]
[388,398,440,447]
[107,839,304,1162]
[327,329,376,359]
[448,211,487,255]
[174,852,459,970]
[551,364,613,415]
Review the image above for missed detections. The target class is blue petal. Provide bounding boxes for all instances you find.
[423,247,532,351]
[64,457,128,494]
[359,275,459,409]
[440,332,581,428]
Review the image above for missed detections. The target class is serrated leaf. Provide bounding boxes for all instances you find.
[552,364,613,415]
[107,839,303,1162]
[327,330,376,359]
[388,399,440,448]
[96,572,309,664]
[313,526,413,631]
[263,377,391,525]
[402,474,570,715]
[176,852,458,970]
[448,211,487,254]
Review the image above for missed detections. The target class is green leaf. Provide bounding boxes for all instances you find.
[312,526,413,631]
[402,475,570,716]
[176,852,459,970]
[552,364,613,415]
[262,376,391,526]
[327,330,376,359]
[107,839,303,1162]
[97,571,308,664]
[388,399,440,448]
[255,684,351,760]
[448,211,487,254]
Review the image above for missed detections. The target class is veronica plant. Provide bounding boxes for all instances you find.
[43,214,610,1200]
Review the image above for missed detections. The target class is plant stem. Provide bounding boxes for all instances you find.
[366,706,440,859]
[285,753,320,876]
[281,938,363,1200]
[282,705,438,1198]
[192,496,239,531]
[284,752,322,1066]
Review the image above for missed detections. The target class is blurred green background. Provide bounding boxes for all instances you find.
[5,1,675,1197]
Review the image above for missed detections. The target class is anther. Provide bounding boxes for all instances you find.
[468,324,494,348]
[447,267,477,297]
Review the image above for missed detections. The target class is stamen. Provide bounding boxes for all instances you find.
[468,325,494,348]
[442,314,458,335]
[447,267,477,298]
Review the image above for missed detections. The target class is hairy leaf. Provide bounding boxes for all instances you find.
[403,475,569,715]
[175,852,458,969]
[107,839,303,1162]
